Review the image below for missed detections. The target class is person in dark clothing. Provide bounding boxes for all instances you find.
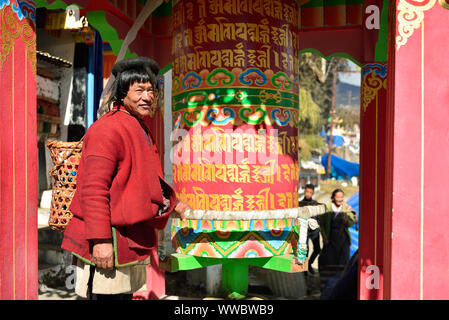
[321,250,358,300]
[299,184,320,274]
[318,189,356,292]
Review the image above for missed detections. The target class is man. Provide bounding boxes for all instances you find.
[299,184,320,274]
[61,57,190,300]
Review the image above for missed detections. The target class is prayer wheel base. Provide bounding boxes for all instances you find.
[171,219,299,258]
[160,253,308,299]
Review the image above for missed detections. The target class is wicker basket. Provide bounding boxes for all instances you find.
[47,139,83,231]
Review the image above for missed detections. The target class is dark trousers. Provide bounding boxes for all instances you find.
[308,233,321,266]
[90,293,133,300]
[307,230,321,266]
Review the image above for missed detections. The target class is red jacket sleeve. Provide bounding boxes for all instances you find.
[81,155,116,239]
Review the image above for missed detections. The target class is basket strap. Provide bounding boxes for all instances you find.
[48,136,84,178]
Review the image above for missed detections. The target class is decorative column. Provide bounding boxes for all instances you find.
[359,62,388,300]
[360,0,449,300]
[170,0,301,260]
[0,1,37,300]
[384,0,449,300]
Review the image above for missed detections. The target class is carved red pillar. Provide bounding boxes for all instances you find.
[359,62,388,300]
[0,2,37,300]
[385,0,449,300]
[360,0,449,300]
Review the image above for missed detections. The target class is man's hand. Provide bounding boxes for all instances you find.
[173,201,191,221]
[162,197,171,213]
[91,239,114,269]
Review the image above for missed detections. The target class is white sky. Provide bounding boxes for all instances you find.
[338,60,361,87]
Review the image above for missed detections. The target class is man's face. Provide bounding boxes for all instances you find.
[123,81,156,119]
[304,188,314,200]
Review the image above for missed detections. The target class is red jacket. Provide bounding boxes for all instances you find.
[61,110,177,266]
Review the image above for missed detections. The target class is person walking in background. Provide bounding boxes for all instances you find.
[299,184,320,274]
[318,189,357,291]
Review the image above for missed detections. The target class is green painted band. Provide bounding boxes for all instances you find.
[159,63,172,76]
[35,0,72,10]
[173,88,299,112]
[72,252,95,266]
[300,0,324,8]
[87,11,137,59]
[375,0,388,63]
[112,227,140,268]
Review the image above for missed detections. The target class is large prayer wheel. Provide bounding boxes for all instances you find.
[170,0,301,258]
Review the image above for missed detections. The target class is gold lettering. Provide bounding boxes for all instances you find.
[197,48,211,70]
[239,165,251,183]
[247,23,259,42]
[198,0,207,18]
[194,20,208,45]
[242,133,256,153]
[188,164,197,181]
[232,133,244,152]
[257,44,271,69]
[239,0,252,14]
[278,24,291,48]
[221,49,234,68]
[223,0,238,15]
[209,0,224,15]
[259,19,270,44]
[277,192,287,209]
[207,23,221,42]
[227,164,239,182]
[186,1,194,21]
[252,0,264,16]
[252,165,261,183]
[255,187,270,210]
[220,194,233,211]
[233,42,245,68]
[235,23,248,41]
[209,194,221,210]
[274,0,283,20]
[222,21,236,41]
[215,164,228,182]
[187,52,198,71]
[210,50,223,68]
[281,164,290,182]
[203,163,216,182]
[232,188,244,211]
[193,187,209,210]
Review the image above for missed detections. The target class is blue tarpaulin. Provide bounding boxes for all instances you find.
[321,153,359,180]
[347,192,359,258]
[326,135,344,147]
